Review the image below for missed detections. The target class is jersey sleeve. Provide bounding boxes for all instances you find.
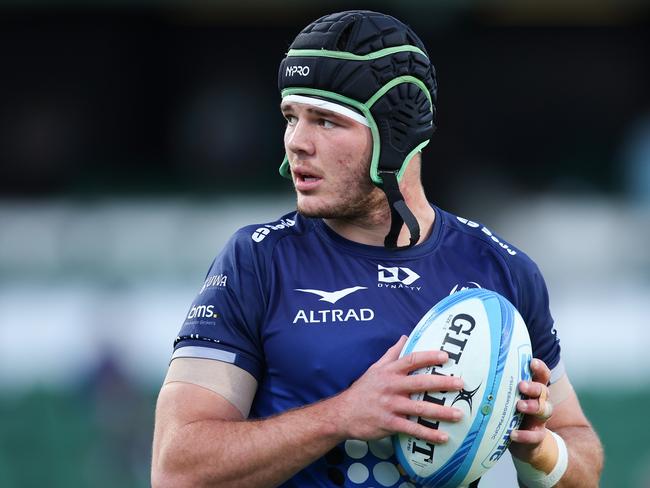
[511,256,564,383]
[172,229,267,381]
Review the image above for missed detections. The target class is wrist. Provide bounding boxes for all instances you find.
[513,430,568,488]
[319,391,354,440]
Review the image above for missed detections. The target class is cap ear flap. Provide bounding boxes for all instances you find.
[370,82,434,178]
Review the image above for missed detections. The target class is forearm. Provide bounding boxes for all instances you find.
[153,396,345,488]
[553,425,603,487]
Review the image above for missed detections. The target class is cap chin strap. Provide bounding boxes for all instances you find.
[379,170,420,249]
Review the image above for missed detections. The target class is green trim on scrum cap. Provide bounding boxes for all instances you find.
[365,75,433,108]
[398,139,430,181]
[286,45,428,61]
[279,154,291,178]
[279,87,381,183]
[364,76,433,184]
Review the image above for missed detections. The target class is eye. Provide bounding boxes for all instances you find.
[320,119,337,129]
[284,114,297,125]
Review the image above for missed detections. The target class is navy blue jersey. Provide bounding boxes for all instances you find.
[172,206,562,487]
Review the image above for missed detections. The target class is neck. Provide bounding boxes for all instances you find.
[323,159,435,247]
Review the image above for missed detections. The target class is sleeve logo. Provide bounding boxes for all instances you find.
[251,218,296,243]
[456,217,517,256]
[200,274,228,293]
[187,304,218,319]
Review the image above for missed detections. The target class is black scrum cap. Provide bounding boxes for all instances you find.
[278,10,438,249]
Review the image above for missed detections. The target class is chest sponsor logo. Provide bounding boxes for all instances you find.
[377,265,421,291]
[293,308,374,324]
[295,286,366,304]
[251,218,296,243]
[200,274,228,293]
[292,286,373,324]
[449,281,482,295]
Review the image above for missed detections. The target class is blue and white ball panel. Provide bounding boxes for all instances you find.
[392,289,532,487]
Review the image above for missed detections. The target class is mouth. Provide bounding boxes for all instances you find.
[292,168,323,191]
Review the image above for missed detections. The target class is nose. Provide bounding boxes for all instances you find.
[285,117,315,157]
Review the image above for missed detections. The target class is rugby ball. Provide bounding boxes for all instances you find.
[393,289,532,487]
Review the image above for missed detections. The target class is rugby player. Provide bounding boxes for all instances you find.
[152,10,603,487]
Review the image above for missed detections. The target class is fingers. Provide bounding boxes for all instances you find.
[512,371,550,445]
[392,349,450,374]
[401,372,463,394]
[355,339,465,444]
[374,335,408,367]
[518,358,553,423]
[513,358,553,452]
[518,381,553,420]
[530,358,551,386]
[391,396,463,423]
[510,424,547,444]
[389,416,451,444]
[517,396,553,421]
[538,400,553,420]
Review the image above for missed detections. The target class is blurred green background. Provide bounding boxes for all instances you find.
[1,1,649,487]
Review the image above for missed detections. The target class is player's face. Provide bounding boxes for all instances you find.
[281,101,384,219]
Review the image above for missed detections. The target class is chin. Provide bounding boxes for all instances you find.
[296,195,341,219]
[294,185,382,220]
[296,201,330,218]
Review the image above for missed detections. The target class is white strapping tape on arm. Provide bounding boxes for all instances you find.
[512,431,569,488]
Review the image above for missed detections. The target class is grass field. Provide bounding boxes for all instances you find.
[0,388,646,487]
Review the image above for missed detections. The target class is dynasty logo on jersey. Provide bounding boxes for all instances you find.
[377,265,422,291]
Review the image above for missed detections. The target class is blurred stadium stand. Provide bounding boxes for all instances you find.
[0,1,649,487]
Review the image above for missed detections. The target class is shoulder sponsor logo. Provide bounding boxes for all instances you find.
[252,227,270,242]
[449,281,482,295]
[187,304,218,320]
[292,286,373,324]
[456,217,517,256]
[200,274,228,293]
[377,264,421,291]
[294,286,367,304]
[251,218,296,243]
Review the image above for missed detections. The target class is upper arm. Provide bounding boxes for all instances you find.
[164,357,258,418]
[155,380,244,432]
[152,358,258,467]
